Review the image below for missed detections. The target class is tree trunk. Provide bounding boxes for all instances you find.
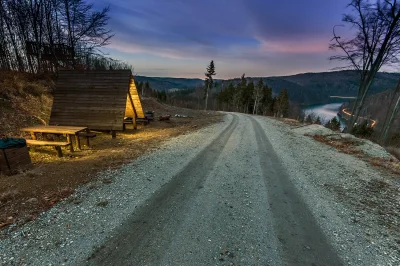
[253,97,258,115]
[380,86,400,145]
[346,71,377,133]
[204,84,209,111]
[380,93,400,146]
[379,79,400,144]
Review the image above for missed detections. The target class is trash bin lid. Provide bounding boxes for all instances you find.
[0,138,27,149]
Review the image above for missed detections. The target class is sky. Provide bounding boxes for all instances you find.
[94,0,351,79]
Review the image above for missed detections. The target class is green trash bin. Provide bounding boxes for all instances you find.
[0,138,32,175]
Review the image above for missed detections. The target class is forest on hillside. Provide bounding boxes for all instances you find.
[135,71,400,105]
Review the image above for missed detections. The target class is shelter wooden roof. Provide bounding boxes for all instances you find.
[49,70,144,131]
[124,76,145,119]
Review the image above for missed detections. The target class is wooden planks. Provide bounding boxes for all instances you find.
[50,70,131,131]
[26,140,71,146]
[21,126,88,135]
[125,76,145,119]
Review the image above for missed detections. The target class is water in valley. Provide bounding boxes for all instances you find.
[303,103,347,128]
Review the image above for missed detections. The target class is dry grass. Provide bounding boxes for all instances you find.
[281,118,302,127]
[310,134,400,176]
[0,70,54,137]
[386,146,400,160]
[308,134,362,156]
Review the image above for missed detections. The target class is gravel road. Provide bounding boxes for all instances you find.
[0,113,398,265]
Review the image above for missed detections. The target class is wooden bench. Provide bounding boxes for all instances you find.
[21,125,88,152]
[159,115,171,121]
[123,118,148,130]
[77,132,96,148]
[123,119,133,130]
[26,139,71,157]
[136,118,149,125]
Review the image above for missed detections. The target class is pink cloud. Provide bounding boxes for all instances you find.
[256,37,329,54]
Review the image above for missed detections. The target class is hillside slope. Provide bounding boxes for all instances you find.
[0,71,54,137]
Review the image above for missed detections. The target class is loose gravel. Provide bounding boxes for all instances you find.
[254,116,399,265]
[0,113,398,265]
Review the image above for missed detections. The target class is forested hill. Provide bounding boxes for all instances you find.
[134,76,204,91]
[261,71,400,104]
[136,71,400,105]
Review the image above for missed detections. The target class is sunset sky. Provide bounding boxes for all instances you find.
[95,0,351,78]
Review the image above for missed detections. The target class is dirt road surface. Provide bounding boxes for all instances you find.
[1,113,398,265]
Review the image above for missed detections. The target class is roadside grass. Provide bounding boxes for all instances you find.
[385,146,400,161]
[309,134,400,176]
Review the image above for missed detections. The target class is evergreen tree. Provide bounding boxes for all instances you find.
[330,117,341,131]
[325,120,332,129]
[138,81,144,96]
[217,82,235,111]
[253,79,263,115]
[271,96,278,116]
[260,84,273,115]
[277,88,289,117]
[305,114,313,124]
[243,81,254,113]
[144,81,150,97]
[204,60,216,110]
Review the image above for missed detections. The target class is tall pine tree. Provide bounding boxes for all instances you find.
[204,60,216,110]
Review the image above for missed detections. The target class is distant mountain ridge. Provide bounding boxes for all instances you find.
[134,76,204,91]
[135,71,400,105]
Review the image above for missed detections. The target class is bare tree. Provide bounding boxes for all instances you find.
[60,1,113,60]
[253,79,263,114]
[379,78,400,144]
[0,0,118,73]
[330,0,400,133]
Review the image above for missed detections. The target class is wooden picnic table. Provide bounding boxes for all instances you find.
[20,125,88,152]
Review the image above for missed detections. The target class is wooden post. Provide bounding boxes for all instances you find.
[127,91,138,130]
[66,135,73,152]
[86,129,91,148]
[55,146,63,157]
[75,135,81,150]
[30,132,37,140]
[112,130,116,139]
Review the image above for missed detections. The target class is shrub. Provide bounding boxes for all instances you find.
[388,133,400,148]
[305,114,313,124]
[351,121,374,138]
[325,117,341,131]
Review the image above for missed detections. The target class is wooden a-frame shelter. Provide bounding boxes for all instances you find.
[49,70,144,135]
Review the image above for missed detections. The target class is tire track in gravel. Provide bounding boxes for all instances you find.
[85,114,239,265]
[250,116,344,266]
